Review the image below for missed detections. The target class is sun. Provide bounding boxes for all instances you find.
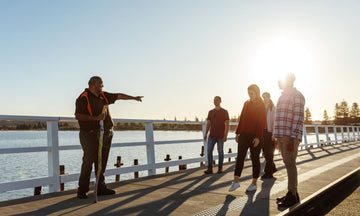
[249,35,315,95]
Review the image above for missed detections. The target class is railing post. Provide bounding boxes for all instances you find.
[333,126,338,144]
[303,126,308,147]
[325,126,330,145]
[202,122,208,166]
[347,127,350,142]
[145,122,156,176]
[357,126,360,140]
[341,127,345,142]
[315,126,320,146]
[352,126,355,141]
[47,120,60,193]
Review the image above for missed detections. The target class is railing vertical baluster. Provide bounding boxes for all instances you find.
[303,125,308,147]
[347,127,350,142]
[315,126,320,147]
[145,122,156,176]
[202,122,208,166]
[325,126,330,145]
[47,120,60,193]
[333,126,338,144]
[352,126,355,141]
[341,127,345,142]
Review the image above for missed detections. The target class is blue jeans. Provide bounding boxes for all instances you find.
[207,137,224,168]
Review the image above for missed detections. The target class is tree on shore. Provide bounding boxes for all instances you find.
[350,102,360,118]
[322,110,330,125]
[333,100,360,125]
[334,103,340,123]
[334,100,350,125]
[340,100,349,118]
[304,107,312,124]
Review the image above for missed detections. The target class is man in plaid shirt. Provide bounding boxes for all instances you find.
[274,73,305,208]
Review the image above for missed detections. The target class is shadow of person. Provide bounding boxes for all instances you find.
[215,195,236,216]
[240,178,276,216]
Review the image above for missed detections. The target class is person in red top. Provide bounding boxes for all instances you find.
[229,84,266,192]
[203,96,230,174]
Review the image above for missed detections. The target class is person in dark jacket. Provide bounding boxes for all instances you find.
[228,84,266,192]
[75,76,143,199]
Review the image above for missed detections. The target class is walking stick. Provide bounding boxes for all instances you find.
[94,105,107,203]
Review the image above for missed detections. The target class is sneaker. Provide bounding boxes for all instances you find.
[77,192,88,199]
[228,182,240,192]
[277,191,299,207]
[246,184,257,192]
[98,187,115,196]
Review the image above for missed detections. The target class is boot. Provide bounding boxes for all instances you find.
[204,167,213,174]
[277,191,300,207]
[217,166,223,174]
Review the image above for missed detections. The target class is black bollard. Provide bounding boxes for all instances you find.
[34,186,42,195]
[178,156,187,170]
[228,148,232,162]
[114,156,124,182]
[164,154,171,173]
[134,159,139,179]
[200,146,205,167]
[60,165,65,191]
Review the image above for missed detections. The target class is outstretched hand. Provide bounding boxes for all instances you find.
[134,96,143,102]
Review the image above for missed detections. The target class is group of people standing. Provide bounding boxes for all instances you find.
[204,73,305,208]
[74,73,305,209]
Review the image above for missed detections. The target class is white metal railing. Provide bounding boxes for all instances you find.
[0,114,360,195]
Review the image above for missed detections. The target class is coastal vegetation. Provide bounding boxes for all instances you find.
[1,100,359,131]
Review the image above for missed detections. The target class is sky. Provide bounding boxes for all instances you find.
[1,0,359,121]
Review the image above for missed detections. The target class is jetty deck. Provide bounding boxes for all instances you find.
[1,141,360,216]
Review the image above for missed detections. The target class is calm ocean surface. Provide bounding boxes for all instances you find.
[0,130,337,201]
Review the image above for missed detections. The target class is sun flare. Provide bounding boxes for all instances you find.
[250,35,315,94]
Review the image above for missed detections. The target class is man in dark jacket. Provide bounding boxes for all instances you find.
[75,76,143,199]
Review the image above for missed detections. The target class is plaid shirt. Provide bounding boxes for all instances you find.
[274,88,305,141]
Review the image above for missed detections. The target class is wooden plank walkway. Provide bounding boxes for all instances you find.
[1,141,360,216]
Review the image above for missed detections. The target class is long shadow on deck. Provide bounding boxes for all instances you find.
[6,142,360,216]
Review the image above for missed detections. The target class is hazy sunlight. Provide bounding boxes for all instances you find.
[250,35,315,94]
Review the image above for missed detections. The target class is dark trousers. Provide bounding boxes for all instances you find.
[261,129,277,175]
[234,133,261,178]
[78,129,113,194]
